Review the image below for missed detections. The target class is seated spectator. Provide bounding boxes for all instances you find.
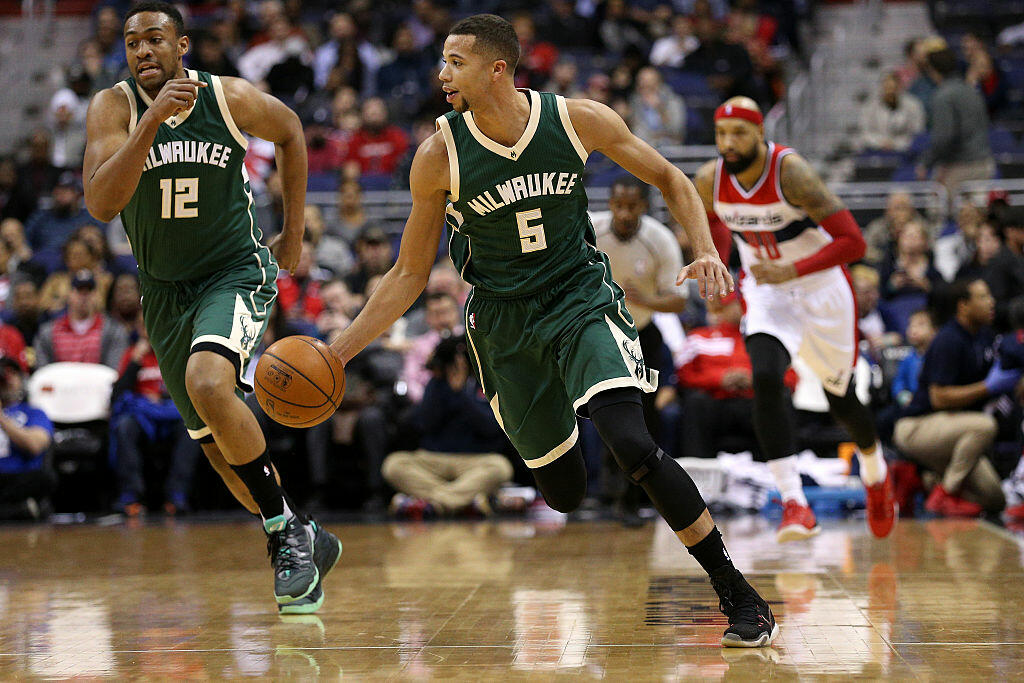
[16,129,60,200]
[237,14,309,86]
[110,322,200,517]
[0,157,36,222]
[107,272,142,331]
[893,279,1010,516]
[24,173,103,262]
[333,178,369,244]
[962,33,1007,116]
[187,30,240,78]
[382,335,512,517]
[33,270,128,368]
[74,223,136,276]
[677,293,796,459]
[860,72,925,153]
[891,309,936,409]
[344,98,409,177]
[276,239,328,325]
[316,278,361,343]
[851,264,902,357]
[312,12,363,91]
[596,0,649,57]
[345,225,396,297]
[304,204,353,277]
[48,89,86,171]
[512,12,560,89]
[0,357,55,520]
[649,14,698,67]
[376,23,435,115]
[629,67,686,146]
[1,218,41,281]
[879,221,944,335]
[863,190,923,268]
[2,276,44,363]
[401,292,463,403]
[543,59,580,96]
[956,221,1024,332]
[39,233,113,314]
[934,202,984,282]
[687,16,761,102]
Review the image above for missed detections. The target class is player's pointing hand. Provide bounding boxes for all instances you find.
[148,78,207,122]
[677,252,734,300]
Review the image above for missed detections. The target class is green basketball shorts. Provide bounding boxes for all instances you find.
[464,256,657,469]
[139,256,278,440]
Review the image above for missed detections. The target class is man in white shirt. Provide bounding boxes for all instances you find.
[593,177,688,522]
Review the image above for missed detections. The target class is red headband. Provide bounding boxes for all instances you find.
[714,103,763,126]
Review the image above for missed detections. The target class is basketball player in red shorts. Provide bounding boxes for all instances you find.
[693,97,896,542]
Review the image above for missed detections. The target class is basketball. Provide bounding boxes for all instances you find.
[253,335,345,428]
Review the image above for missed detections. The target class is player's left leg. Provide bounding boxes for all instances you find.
[801,267,895,538]
[587,388,778,647]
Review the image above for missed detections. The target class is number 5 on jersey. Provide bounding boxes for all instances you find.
[517,208,547,253]
[159,177,199,219]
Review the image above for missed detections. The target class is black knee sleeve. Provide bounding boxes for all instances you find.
[824,380,877,450]
[531,443,587,513]
[746,333,798,462]
[588,392,708,531]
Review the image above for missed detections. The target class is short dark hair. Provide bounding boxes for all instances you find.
[611,175,651,203]
[125,2,186,38]
[448,14,520,72]
[927,48,958,77]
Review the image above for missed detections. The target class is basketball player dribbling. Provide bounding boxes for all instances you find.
[694,97,897,543]
[331,14,778,647]
[82,2,340,613]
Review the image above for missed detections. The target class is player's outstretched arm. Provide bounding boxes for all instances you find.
[83,79,206,222]
[222,77,307,272]
[329,133,449,365]
[565,98,732,299]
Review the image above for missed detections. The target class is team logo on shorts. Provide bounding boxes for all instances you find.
[621,339,647,382]
[469,313,477,329]
[238,313,256,351]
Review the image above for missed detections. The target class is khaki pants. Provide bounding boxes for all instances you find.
[935,158,995,211]
[893,412,1005,512]
[381,449,513,513]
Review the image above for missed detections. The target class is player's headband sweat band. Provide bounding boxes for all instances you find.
[714,103,763,126]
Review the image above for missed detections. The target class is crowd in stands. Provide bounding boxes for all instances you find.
[0,1,1022,525]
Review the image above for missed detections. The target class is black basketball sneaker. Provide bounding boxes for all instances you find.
[710,566,779,647]
[278,518,342,615]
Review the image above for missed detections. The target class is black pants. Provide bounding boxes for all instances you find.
[113,412,199,502]
[0,468,56,505]
[681,391,759,459]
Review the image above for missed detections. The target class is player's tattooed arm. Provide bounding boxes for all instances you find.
[330,133,449,365]
[222,77,307,271]
[778,153,846,224]
[566,98,732,299]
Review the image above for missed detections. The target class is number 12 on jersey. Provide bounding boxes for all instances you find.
[159,177,199,219]
[516,208,547,253]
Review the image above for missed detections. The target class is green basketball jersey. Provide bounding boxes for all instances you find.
[116,69,272,282]
[438,90,596,298]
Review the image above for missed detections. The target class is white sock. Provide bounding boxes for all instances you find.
[857,442,887,486]
[768,455,807,506]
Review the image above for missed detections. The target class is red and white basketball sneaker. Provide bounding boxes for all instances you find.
[865,474,897,538]
[776,500,820,543]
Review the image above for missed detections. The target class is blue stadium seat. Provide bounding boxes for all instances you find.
[989,127,1017,153]
[359,174,393,191]
[659,68,711,97]
[307,171,339,192]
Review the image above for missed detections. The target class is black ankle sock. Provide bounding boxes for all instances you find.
[687,526,734,576]
[283,490,307,525]
[230,450,286,519]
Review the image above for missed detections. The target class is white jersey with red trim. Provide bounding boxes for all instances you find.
[713,142,831,274]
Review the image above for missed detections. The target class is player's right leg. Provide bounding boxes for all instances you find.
[745,333,819,542]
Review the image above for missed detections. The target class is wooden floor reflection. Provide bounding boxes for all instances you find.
[1,514,1023,679]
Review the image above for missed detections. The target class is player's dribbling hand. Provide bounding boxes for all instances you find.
[270,232,302,272]
[750,261,798,285]
[677,252,733,300]
[148,78,207,122]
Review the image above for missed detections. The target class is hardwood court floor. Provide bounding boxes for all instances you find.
[0,514,1022,680]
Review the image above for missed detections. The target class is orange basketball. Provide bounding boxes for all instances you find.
[253,335,345,427]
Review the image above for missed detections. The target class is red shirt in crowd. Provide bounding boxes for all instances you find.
[677,322,797,400]
[51,314,104,365]
[118,348,166,401]
[344,125,409,175]
[0,324,27,372]
[276,275,324,321]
